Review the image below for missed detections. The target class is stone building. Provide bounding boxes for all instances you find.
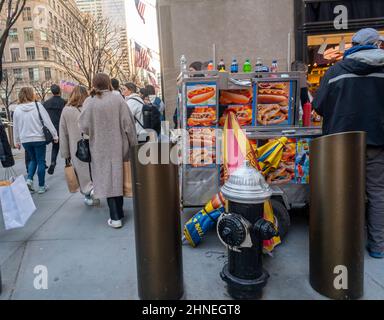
[0,0,87,104]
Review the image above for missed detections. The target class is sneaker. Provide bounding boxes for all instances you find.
[38,185,49,194]
[107,219,123,229]
[367,247,384,259]
[47,163,56,175]
[26,179,35,193]
[84,195,101,206]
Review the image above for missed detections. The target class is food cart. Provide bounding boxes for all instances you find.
[175,70,322,237]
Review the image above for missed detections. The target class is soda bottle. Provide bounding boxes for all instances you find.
[180,55,187,72]
[271,60,278,73]
[243,59,252,73]
[303,102,312,127]
[207,60,214,71]
[255,57,263,72]
[217,59,226,71]
[230,58,238,73]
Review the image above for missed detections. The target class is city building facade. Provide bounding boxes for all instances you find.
[1,0,87,105]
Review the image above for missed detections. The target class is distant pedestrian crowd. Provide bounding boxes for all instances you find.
[10,74,165,229]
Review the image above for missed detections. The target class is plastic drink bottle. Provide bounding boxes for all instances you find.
[243,59,252,73]
[231,58,239,73]
[207,61,214,71]
[255,57,263,72]
[271,60,278,72]
[180,55,187,72]
[218,59,226,71]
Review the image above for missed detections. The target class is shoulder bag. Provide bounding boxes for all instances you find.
[35,101,54,145]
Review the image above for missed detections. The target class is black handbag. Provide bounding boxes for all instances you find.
[76,133,91,163]
[35,101,54,145]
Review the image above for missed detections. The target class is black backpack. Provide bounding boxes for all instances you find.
[130,98,161,135]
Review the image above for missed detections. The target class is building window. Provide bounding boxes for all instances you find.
[13,69,23,82]
[49,11,53,24]
[45,67,52,81]
[54,16,58,28]
[24,27,34,42]
[42,47,49,60]
[22,7,32,21]
[40,30,48,41]
[26,47,36,60]
[9,28,18,42]
[29,68,39,81]
[10,48,20,62]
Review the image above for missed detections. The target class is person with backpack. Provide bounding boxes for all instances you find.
[122,83,161,140]
[146,85,165,116]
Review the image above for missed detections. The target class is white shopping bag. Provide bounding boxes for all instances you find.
[0,175,36,230]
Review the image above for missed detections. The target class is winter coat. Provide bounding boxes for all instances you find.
[0,119,15,168]
[43,96,66,131]
[13,101,58,144]
[79,91,138,199]
[59,105,93,195]
[313,48,384,146]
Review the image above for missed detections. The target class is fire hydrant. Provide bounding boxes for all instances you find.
[218,161,278,299]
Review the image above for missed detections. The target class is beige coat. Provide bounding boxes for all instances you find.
[59,105,93,195]
[79,91,138,199]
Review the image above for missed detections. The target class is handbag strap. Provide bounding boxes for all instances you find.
[35,101,45,126]
[127,98,145,129]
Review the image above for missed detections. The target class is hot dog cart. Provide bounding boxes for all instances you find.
[175,70,322,237]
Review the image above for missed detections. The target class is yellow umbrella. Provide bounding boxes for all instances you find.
[256,137,288,175]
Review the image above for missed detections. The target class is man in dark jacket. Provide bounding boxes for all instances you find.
[313,28,384,259]
[43,84,66,175]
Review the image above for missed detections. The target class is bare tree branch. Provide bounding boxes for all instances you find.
[0,71,18,121]
[54,14,129,89]
[0,0,27,82]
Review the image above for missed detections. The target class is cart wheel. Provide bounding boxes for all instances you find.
[270,198,290,239]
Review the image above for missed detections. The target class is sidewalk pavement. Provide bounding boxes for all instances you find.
[0,148,383,300]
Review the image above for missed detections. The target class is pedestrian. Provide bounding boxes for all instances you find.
[0,118,15,168]
[111,78,123,97]
[313,28,384,259]
[122,82,146,140]
[43,84,66,175]
[59,85,99,206]
[79,73,137,228]
[146,84,165,114]
[139,87,150,104]
[13,87,58,194]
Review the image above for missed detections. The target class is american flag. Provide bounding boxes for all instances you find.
[148,73,159,88]
[135,42,150,69]
[135,0,146,24]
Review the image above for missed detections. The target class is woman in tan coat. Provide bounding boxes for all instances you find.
[59,86,99,206]
[79,73,138,228]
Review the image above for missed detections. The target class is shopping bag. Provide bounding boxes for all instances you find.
[64,164,80,193]
[123,161,132,197]
[0,175,36,230]
[0,167,16,186]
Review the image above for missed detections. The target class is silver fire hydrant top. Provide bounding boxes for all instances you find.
[221,160,272,204]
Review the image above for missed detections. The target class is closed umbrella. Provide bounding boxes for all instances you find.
[256,137,288,175]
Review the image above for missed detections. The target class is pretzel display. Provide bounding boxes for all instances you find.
[187,86,216,104]
[189,128,216,147]
[187,107,216,127]
[257,104,288,125]
[267,167,293,185]
[190,148,215,167]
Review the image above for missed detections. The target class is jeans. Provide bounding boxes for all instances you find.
[366,146,384,253]
[51,141,60,165]
[22,141,47,187]
[107,196,124,221]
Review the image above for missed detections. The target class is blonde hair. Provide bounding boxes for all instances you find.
[67,85,89,108]
[18,87,35,103]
